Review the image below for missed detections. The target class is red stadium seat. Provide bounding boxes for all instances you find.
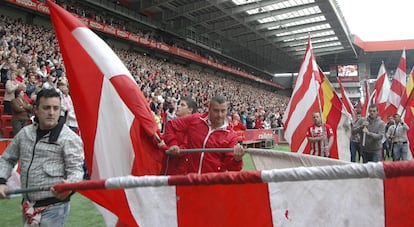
[3,126,13,138]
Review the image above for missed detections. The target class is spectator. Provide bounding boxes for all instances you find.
[164,95,245,174]
[4,71,21,114]
[10,87,32,135]
[0,89,84,226]
[306,112,334,158]
[162,96,198,175]
[352,104,386,163]
[387,113,409,161]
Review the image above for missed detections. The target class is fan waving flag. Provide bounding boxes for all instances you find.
[283,35,350,160]
[47,1,165,226]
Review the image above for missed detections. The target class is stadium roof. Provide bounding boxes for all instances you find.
[111,0,358,74]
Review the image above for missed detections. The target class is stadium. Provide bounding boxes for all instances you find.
[1,0,414,226]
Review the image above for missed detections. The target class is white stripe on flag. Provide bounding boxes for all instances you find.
[126,187,178,227]
[268,179,384,226]
[93,79,135,178]
[72,28,132,79]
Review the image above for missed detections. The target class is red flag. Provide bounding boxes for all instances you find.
[372,62,391,120]
[361,80,371,117]
[384,49,406,116]
[283,35,350,160]
[55,159,414,227]
[337,77,356,118]
[47,1,165,226]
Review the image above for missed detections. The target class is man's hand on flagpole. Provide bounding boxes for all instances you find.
[165,145,181,155]
[51,180,72,200]
[233,144,245,162]
[0,184,9,199]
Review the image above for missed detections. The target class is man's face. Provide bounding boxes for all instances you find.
[393,115,401,123]
[209,101,228,128]
[312,113,322,125]
[176,101,192,117]
[36,97,61,130]
[368,107,378,118]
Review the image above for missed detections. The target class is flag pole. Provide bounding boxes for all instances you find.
[6,186,51,196]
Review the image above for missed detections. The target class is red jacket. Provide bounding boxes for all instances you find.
[164,112,242,174]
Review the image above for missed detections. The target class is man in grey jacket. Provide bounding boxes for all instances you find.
[0,89,84,226]
[352,104,386,163]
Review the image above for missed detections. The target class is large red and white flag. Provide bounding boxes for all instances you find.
[372,62,391,120]
[55,159,414,227]
[337,77,355,118]
[47,1,165,226]
[385,49,407,116]
[283,36,350,160]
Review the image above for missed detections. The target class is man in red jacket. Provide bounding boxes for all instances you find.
[164,95,245,174]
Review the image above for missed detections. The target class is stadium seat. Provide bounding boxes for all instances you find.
[0,88,5,97]
[1,114,12,128]
[0,105,4,117]
[3,126,13,138]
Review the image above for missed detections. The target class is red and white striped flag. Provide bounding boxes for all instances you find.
[47,1,165,226]
[385,49,407,117]
[373,62,391,120]
[55,158,414,227]
[337,77,355,118]
[283,35,350,160]
[361,80,371,117]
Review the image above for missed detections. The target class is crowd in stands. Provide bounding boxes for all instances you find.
[59,0,272,81]
[0,11,289,137]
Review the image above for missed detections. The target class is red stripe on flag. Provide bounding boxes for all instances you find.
[384,176,414,227]
[48,0,101,175]
[168,171,263,185]
[110,75,165,175]
[176,183,272,226]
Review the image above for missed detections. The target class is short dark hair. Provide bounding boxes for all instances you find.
[210,95,226,105]
[369,104,378,111]
[35,89,61,106]
[180,96,197,114]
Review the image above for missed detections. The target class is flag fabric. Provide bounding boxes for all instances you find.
[372,62,391,120]
[283,36,350,160]
[54,159,414,227]
[47,1,165,226]
[385,49,407,117]
[403,69,414,159]
[361,80,371,117]
[337,77,355,118]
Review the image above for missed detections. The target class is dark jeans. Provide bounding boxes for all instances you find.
[350,141,360,162]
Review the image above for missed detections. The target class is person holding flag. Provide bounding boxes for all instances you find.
[0,89,84,226]
[164,95,245,174]
[306,112,334,157]
[352,104,386,163]
[386,113,409,161]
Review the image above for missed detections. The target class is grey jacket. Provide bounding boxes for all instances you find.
[0,123,84,202]
[352,116,385,152]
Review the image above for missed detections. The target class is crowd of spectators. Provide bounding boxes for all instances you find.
[59,0,272,81]
[0,12,289,136]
